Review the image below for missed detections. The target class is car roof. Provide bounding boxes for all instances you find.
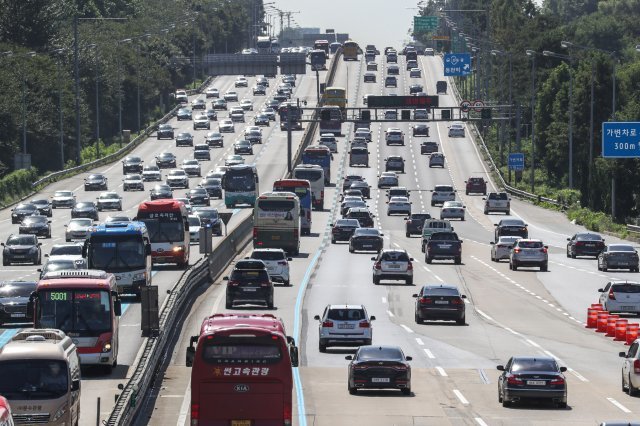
[422,284,460,291]
[327,304,366,310]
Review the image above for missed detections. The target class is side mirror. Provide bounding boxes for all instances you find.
[45,253,49,257]
[412,294,419,298]
[598,288,604,292]
[566,238,571,241]
[71,379,80,392]
[482,197,487,200]
[370,316,376,321]
[496,365,505,371]
[27,300,34,318]
[37,242,43,246]
[405,356,413,361]
[489,242,495,245]
[287,257,292,261]
[223,276,229,281]
[559,366,567,372]
[186,346,196,367]
[314,315,320,321]
[371,257,376,261]
[409,257,414,261]
[114,301,122,316]
[345,355,353,360]
[619,351,628,358]
[461,295,467,299]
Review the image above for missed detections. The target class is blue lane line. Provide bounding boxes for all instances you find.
[232,208,241,216]
[0,328,20,350]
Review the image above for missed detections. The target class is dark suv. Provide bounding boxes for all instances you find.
[494,219,528,242]
[465,177,487,195]
[0,280,37,325]
[405,213,432,237]
[11,203,39,224]
[156,123,174,139]
[331,219,361,243]
[2,234,41,265]
[122,156,144,174]
[224,259,274,309]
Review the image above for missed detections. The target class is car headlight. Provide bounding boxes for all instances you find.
[133,272,147,281]
[51,403,68,422]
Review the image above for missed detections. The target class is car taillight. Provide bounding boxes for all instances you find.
[278,261,287,265]
[191,404,199,424]
[374,262,381,270]
[540,247,548,253]
[575,241,584,246]
[513,248,521,253]
[392,364,408,371]
[407,262,413,271]
[507,375,524,385]
[609,290,616,300]
[451,298,463,305]
[634,359,640,374]
[549,377,565,385]
[228,280,240,287]
[420,297,432,304]
[359,321,370,328]
[354,364,369,370]
[294,228,299,239]
[261,281,270,287]
[253,227,258,238]
[322,320,333,327]
[284,404,292,424]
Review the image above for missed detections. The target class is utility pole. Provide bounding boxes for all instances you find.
[73,16,81,164]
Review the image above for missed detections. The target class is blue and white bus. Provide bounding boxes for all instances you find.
[84,221,152,295]
[273,179,312,235]
[302,145,332,185]
[222,164,260,208]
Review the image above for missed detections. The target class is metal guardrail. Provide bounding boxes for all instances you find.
[628,224,640,234]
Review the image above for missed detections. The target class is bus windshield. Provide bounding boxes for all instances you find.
[257,199,296,212]
[38,289,112,337]
[139,216,184,243]
[0,360,68,399]
[224,170,257,192]
[303,150,330,159]
[88,235,146,271]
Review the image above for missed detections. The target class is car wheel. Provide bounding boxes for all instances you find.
[622,371,628,393]
[401,388,411,396]
[455,256,462,265]
[373,276,380,285]
[2,258,7,266]
[348,246,354,253]
[348,386,357,395]
[571,251,576,259]
[456,315,466,325]
[331,239,336,244]
[406,232,410,238]
[602,264,608,272]
[319,340,327,352]
[425,256,432,264]
[502,397,511,407]
[225,299,232,309]
[557,401,567,409]
[541,263,548,272]
[267,298,274,310]
[406,278,413,286]
[630,375,639,396]
[415,312,423,324]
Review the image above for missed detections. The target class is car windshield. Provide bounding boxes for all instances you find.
[511,359,558,372]
[6,235,36,245]
[169,170,186,176]
[23,216,47,224]
[576,233,602,241]
[357,347,403,361]
[434,186,453,192]
[202,178,221,186]
[99,193,119,199]
[16,204,36,211]
[190,189,207,195]
[0,282,36,297]
[159,153,174,159]
[43,259,81,273]
[125,174,141,180]
[37,289,111,336]
[499,237,520,244]
[32,200,48,206]
[611,283,640,293]
[336,219,360,227]
[188,216,201,227]
[501,220,526,226]
[489,193,509,200]
[354,229,380,236]
[87,174,103,180]
[126,157,141,163]
[609,245,635,252]
[54,191,73,197]
[517,241,543,249]
[50,245,82,256]
[251,251,285,261]
[380,251,409,261]
[184,160,198,165]
[144,166,159,172]
[75,203,94,209]
[69,219,92,228]
[0,360,69,399]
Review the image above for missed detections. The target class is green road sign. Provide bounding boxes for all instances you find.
[414,16,439,32]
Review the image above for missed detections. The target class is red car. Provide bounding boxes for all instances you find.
[465,177,487,195]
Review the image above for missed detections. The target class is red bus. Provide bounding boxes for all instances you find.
[135,199,190,269]
[29,269,122,373]
[186,313,299,426]
[273,179,312,236]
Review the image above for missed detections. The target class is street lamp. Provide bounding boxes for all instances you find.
[118,38,132,146]
[491,49,513,178]
[87,44,100,158]
[53,48,66,169]
[526,49,538,194]
[543,49,574,189]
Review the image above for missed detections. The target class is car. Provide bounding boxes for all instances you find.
[193,144,211,161]
[490,236,521,262]
[219,119,235,133]
[18,215,51,238]
[212,98,227,110]
[497,356,567,408]
[424,48,435,56]
[193,113,210,130]
[192,207,222,235]
[340,198,368,216]
[11,203,39,223]
[413,284,466,324]
[385,128,404,145]
[372,249,414,285]
[430,185,456,206]
[346,345,412,395]
[122,156,144,173]
[350,137,367,149]
[598,244,640,272]
[484,192,511,214]
[619,338,640,396]
[366,61,378,71]
[448,122,465,137]
[84,173,108,191]
[495,218,528,242]
[71,201,99,220]
[406,59,418,70]
[104,215,131,224]
[387,187,410,201]
[38,257,87,279]
[345,207,375,228]
[176,108,192,121]
[51,190,76,209]
[566,232,605,258]
[330,219,360,243]
[509,239,548,271]
[599,281,640,315]
[349,228,383,253]
[2,234,41,265]
[409,84,423,94]
[436,80,448,94]
[122,174,144,191]
[205,109,218,121]
[205,131,224,147]
[411,123,431,138]
[223,259,274,309]
[244,129,263,145]
[342,175,364,191]
[186,188,210,207]
[465,177,487,195]
[409,68,421,78]
[224,90,239,101]
[175,197,192,214]
[414,109,429,120]
[155,151,177,168]
[386,52,398,62]
[176,132,194,147]
[205,87,219,98]
[225,155,245,166]
[350,181,371,198]
[175,89,188,103]
[314,305,375,352]
[429,153,445,168]
[405,213,432,237]
[96,191,123,211]
[377,172,398,189]
[149,184,173,200]
[191,98,206,110]
[234,77,248,87]
[198,177,222,198]
[387,196,411,216]
[181,159,202,177]
[266,99,280,109]
[254,113,270,126]
[385,155,405,173]
[234,140,253,155]
[64,218,94,241]
[420,141,438,155]
[256,76,269,87]
[30,199,52,217]
[0,280,37,325]
[247,248,292,286]
[47,243,83,261]
[229,107,245,122]
[262,107,277,121]
[240,99,254,111]
[424,231,463,264]
[387,64,400,75]
[341,190,364,202]
[354,128,372,141]
[166,169,190,189]
[252,85,266,96]
[319,134,338,152]
[188,214,202,243]
[363,72,376,83]
[384,76,397,87]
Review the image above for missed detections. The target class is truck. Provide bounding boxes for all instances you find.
[424,231,463,264]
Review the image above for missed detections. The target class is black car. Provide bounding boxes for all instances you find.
[254,114,270,126]
[176,108,192,121]
[420,141,439,154]
[350,181,370,198]
[193,144,211,161]
[212,99,227,110]
[205,109,218,121]
[497,356,568,408]
[409,84,423,94]
[155,151,177,168]
[2,234,41,265]
[19,215,51,238]
[11,203,39,224]
[192,99,206,110]
[245,130,262,144]
[253,85,267,95]
[205,132,224,148]
[385,156,405,173]
[405,213,431,237]
[157,123,174,139]
[176,132,194,147]
[331,219,361,243]
[234,140,253,155]
[346,346,412,395]
[193,207,222,236]
[412,124,430,137]
[345,208,375,228]
[150,184,173,200]
[566,232,605,258]
[199,177,223,198]
[0,280,37,325]
[71,201,99,220]
[224,259,274,309]
[349,228,383,253]
[30,199,52,217]
[185,188,210,207]
[122,156,144,174]
[413,284,466,324]
[84,173,108,191]
[494,218,528,242]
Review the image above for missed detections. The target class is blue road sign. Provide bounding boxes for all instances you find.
[602,122,640,158]
[444,53,471,76]
[508,153,525,171]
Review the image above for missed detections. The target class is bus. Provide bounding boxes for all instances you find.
[309,49,327,71]
[85,221,152,296]
[30,269,122,373]
[302,145,332,184]
[322,86,347,109]
[256,36,272,54]
[253,192,300,255]
[273,179,312,235]
[222,164,259,207]
[329,42,341,54]
[278,103,303,131]
[271,38,281,53]
[135,200,190,269]
[319,105,343,136]
[313,39,330,56]
[342,40,359,61]
[185,313,299,425]
[293,164,325,210]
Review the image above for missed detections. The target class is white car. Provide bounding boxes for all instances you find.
[193,113,210,130]
[319,134,337,153]
[414,109,429,120]
[314,304,375,352]
[219,119,235,133]
[96,191,123,211]
[431,185,456,206]
[248,248,292,286]
[175,90,188,103]
[122,174,144,191]
[142,165,162,182]
[354,128,372,141]
[166,169,189,189]
[385,128,404,145]
[223,90,238,102]
[205,88,219,98]
[46,243,84,263]
[181,159,202,177]
[490,236,521,262]
[64,218,93,242]
[599,281,640,315]
[409,68,421,78]
[234,77,248,87]
[440,201,465,221]
[51,190,76,209]
[225,155,245,166]
[175,197,192,213]
[377,172,399,189]
[387,196,411,216]
[240,99,254,111]
[448,122,465,137]
[188,215,201,243]
[262,107,277,121]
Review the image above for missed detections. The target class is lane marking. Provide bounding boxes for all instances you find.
[423,348,435,359]
[435,366,447,377]
[387,310,395,318]
[415,337,424,345]
[400,324,413,333]
[453,389,469,405]
[607,397,631,413]
[475,418,489,426]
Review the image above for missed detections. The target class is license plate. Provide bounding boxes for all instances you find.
[271,235,281,240]
[585,243,595,247]
[11,313,26,318]
[434,300,449,304]
[243,288,257,292]
[527,380,546,386]
[622,306,636,311]
[362,245,373,248]
[12,255,25,259]
[387,264,400,269]
[338,324,355,329]
[619,262,629,266]
[231,421,251,426]
[371,378,390,383]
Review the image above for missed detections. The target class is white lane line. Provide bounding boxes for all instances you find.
[400,324,413,333]
[435,366,447,377]
[423,348,435,359]
[415,337,424,345]
[475,309,494,322]
[475,418,489,426]
[568,368,589,383]
[381,296,387,304]
[453,389,469,405]
[387,310,395,318]
[607,397,631,413]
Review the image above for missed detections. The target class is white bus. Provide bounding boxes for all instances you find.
[253,192,301,255]
[293,164,325,210]
[256,36,272,54]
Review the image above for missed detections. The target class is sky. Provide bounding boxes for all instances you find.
[270,0,419,50]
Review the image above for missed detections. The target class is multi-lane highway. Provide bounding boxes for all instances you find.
[146,51,640,426]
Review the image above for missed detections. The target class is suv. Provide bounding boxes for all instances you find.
[224,259,274,309]
[248,248,292,286]
[420,141,438,155]
[385,128,404,145]
[484,192,511,214]
[372,249,414,285]
[122,156,143,174]
[405,213,431,237]
[345,207,375,228]
[430,185,456,206]
[2,234,41,266]
[331,219,361,243]
[157,123,174,139]
[509,239,548,271]
[384,76,397,87]
[495,218,528,242]
[421,219,454,252]
[314,305,375,352]
[385,156,405,173]
[465,177,487,195]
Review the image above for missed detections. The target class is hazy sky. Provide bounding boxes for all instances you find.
[270,0,419,49]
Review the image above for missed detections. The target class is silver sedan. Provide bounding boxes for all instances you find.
[490,236,521,262]
[440,201,465,220]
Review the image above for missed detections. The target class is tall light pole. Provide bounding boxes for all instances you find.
[526,50,537,194]
[88,44,100,158]
[117,38,132,146]
[53,48,66,169]
[543,50,574,189]
[20,51,37,157]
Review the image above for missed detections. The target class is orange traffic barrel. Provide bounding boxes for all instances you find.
[606,315,620,337]
[591,303,604,310]
[615,319,629,341]
[586,308,602,328]
[626,323,639,345]
[596,312,610,332]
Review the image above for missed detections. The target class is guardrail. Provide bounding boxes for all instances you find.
[628,224,640,234]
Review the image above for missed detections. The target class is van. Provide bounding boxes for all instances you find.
[421,219,454,252]
[349,147,370,167]
[0,329,80,425]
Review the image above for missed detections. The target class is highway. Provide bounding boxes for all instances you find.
[146,51,640,426]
